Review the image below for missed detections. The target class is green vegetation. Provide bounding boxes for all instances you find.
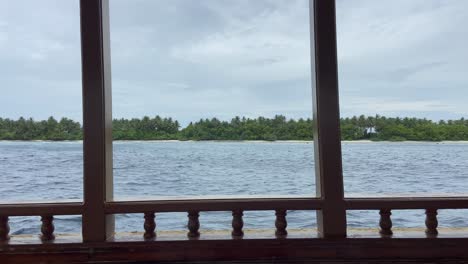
[340,115,468,141]
[1,115,468,141]
[0,117,81,140]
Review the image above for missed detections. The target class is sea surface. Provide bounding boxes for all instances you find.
[1,141,467,235]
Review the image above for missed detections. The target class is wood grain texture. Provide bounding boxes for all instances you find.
[0,216,9,242]
[346,197,468,210]
[0,203,82,216]
[1,238,468,263]
[187,211,200,239]
[105,198,322,213]
[379,209,393,237]
[143,212,156,240]
[80,0,115,243]
[275,210,288,238]
[40,216,55,242]
[425,209,439,237]
[231,210,244,238]
[310,0,347,238]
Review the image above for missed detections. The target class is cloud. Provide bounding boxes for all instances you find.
[342,96,454,113]
[336,0,468,120]
[0,0,82,120]
[108,0,313,125]
[0,0,467,124]
[169,0,310,83]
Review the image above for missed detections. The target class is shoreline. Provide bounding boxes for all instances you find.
[2,139,468,144]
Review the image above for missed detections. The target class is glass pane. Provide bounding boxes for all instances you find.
[110,0,316,200]
[114,211,317,238]
[347,209,468,236]
[336,0,468,197]
[0,0,83,203]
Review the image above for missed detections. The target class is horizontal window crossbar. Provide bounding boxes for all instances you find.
[0,202,83,216]
[345,197,468,210]
[2,196,468,216]
[105,197,322,214]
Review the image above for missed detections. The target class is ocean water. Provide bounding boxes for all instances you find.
[1,141,467,235]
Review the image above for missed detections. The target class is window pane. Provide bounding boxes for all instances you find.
[0,0,83,203]
[110,0,316,201]
[347,209,468,236]
[114,211,317,238]
[336,0,468,196]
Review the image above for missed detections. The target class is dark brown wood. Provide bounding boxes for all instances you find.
[187,211,200,239]
[0,216,9,241]
[275,210,288,238]
[0,202,82,216]
[40,215,55,242]
[2,238,468,263]
[3,0,468,261]
[3,198,466,216]
[345,197,468,210]
[143,212,156,240]
[80,0,114,243]
[105,198,322,214]
[379,209,393,237]
[425,209,438,237]
[231,210,244,238]
[310,0,347,238]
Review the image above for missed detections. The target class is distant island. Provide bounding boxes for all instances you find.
[0,115,467,142]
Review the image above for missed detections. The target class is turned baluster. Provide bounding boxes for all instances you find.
[231,210,244,238]
[143,212,156,240]
[40,215,55,242]
[0,216,10,242]
[425,209,438,237]
[187,211,200,239]
[275,209,288,238]
[379,209,393,236]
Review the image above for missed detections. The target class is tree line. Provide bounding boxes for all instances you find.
[1,115,468,141]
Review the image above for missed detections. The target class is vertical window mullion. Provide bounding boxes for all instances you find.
[80,0,114,242]
[310,0,347,238]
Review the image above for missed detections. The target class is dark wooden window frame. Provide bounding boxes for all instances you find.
[1,0,468,262]
[73,0,348,241]
[78,0,347,241]
[79,0,468,241]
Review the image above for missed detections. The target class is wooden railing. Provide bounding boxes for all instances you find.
[0,202,82,242]
[1,197,467,243]
[105,197,322,240]
[2,1,468,261]
[346,197,468,238]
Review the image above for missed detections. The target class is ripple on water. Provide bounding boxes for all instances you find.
[2,141,468,234]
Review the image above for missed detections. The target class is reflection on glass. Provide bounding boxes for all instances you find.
[0,0,83,202]
[336,0,468,196]
[109,0,315,199]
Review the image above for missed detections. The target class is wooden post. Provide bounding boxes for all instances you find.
[40,215,55,242]
[425,209,438,237]
[231,210,244,239]
[187,211,200,239]
[310,0,347,238]
[144,212,156,240]
[80,0,114,242]
[0,216,9,242]
[379,209,393,237]
[275,210,288,238]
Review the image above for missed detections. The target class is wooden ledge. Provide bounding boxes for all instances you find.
[2,227,468,245]
[1,237,468,263]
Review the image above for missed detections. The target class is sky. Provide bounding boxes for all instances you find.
[0,0,467,126]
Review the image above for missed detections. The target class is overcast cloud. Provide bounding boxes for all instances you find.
[0,0,467,125]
